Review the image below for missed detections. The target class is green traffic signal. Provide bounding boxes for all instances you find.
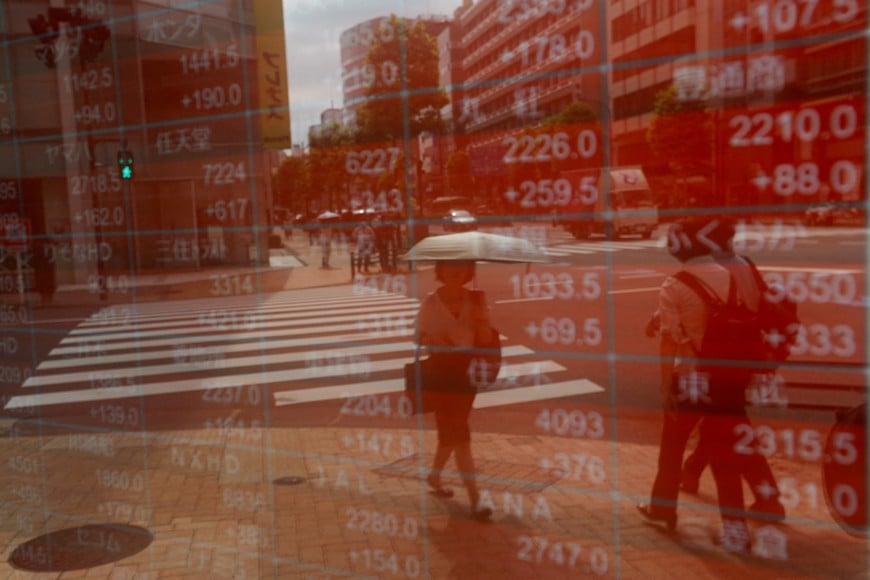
[118,150,134,180]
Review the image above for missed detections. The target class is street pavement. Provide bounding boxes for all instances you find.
[0,225,867,578]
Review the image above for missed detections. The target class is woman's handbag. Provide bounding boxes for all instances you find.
[404,356,435,414]
[468,328,501,389]
[468,290,502,389]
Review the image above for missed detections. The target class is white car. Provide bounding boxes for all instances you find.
[443,209,477,232]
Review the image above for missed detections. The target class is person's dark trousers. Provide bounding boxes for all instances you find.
[648,408,702,520]
[700,411,751,548]
[683,429,780,502]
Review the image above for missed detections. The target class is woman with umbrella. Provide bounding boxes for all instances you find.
[407,231,548,521]
[415,259,494,521]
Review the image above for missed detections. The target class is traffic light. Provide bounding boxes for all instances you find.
[118,150,134,180]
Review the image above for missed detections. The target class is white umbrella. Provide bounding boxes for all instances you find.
[317,211,340,221]
[401,231,549,263]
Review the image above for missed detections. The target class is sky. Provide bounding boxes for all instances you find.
[282,0,462,147]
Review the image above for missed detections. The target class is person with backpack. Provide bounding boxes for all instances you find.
[636,217,786,553]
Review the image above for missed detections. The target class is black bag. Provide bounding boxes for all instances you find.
[468,328,501,389]
[673,270,766,408]
[404,357,434,414]
[467,290,502,389]
[742,257,800,362]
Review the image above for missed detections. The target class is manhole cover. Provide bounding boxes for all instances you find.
[274,476,306,486]
[9,524,153,572]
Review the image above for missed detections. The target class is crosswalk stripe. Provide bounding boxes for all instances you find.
[23,344,536,389]
[7,285,604,413]
[79,294,419,327]
[61,308,420,343]
[474,378,603,408]
[7,357,563,410]
[72,301,420,336]
[37,329,414,370]
[54,322,415,352]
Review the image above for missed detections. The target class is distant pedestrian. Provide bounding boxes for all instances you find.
[320,226,332,268]
[352,221,375,274]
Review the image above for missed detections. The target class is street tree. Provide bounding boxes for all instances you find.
[355,15,448,143]
[309,121,356,210]
[647,84,714,207]
[274,154,310,214]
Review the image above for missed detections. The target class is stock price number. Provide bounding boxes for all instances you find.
[77,206,125,228]
[753,160,860,198]
[511,31,595,67]
[499,0,593,23]
[203,162,246,186]
[201,385,263,406]
[763,271,857,305]
[516,536,608,576]
[732,0,861,36]
[88,274,130,296]
[64,66,113,93]
[340,393,412,420]
[343,61,399,92]
[510,271,601,301]
[525,316,603,347]
[735,424,858,464]
[787,322,856,358]
[0,304,28,324]
[197,309,257,331]
[355,189,404,213]
[182,83,243,111]
[506,176,598,209]
[205,198,249,222]
[353,273,408,295]
[342,431,416,458]
[540,452,606,484]
[535,408,605,439]
[349,549,420,578]
[209,274,254,296]
[503,130,598,164]
[356,313,410,337]
[95,468,145,493]
[69,172,121,196]
[306,352,371,379]
[89,403,140,428]
[729,102,859,147]
[179,44,240,75]
[74,102,116,125]
[346,147,400,175]
[346,507,419,540]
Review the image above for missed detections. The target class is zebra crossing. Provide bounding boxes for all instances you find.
[542,224,865,258]
[543,234,664,257]
[4,286,602,412]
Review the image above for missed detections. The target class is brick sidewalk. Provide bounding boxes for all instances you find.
[0,415,865,578]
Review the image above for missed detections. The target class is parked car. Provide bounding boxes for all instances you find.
[443,209,477,232]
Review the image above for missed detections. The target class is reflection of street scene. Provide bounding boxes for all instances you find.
[0,0,867,577]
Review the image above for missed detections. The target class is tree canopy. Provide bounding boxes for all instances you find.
[355,15,448,143]
[646,84,713,174]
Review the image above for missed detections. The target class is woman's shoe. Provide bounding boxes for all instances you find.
[426,474,454,498]
[470,507,493,522]
[636,503,677,531]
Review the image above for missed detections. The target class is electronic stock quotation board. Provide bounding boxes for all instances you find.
[0,0,867,578]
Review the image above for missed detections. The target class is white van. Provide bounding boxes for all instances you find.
[558,166,658,240]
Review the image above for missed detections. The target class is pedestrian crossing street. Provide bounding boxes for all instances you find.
[4,286,603,412]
